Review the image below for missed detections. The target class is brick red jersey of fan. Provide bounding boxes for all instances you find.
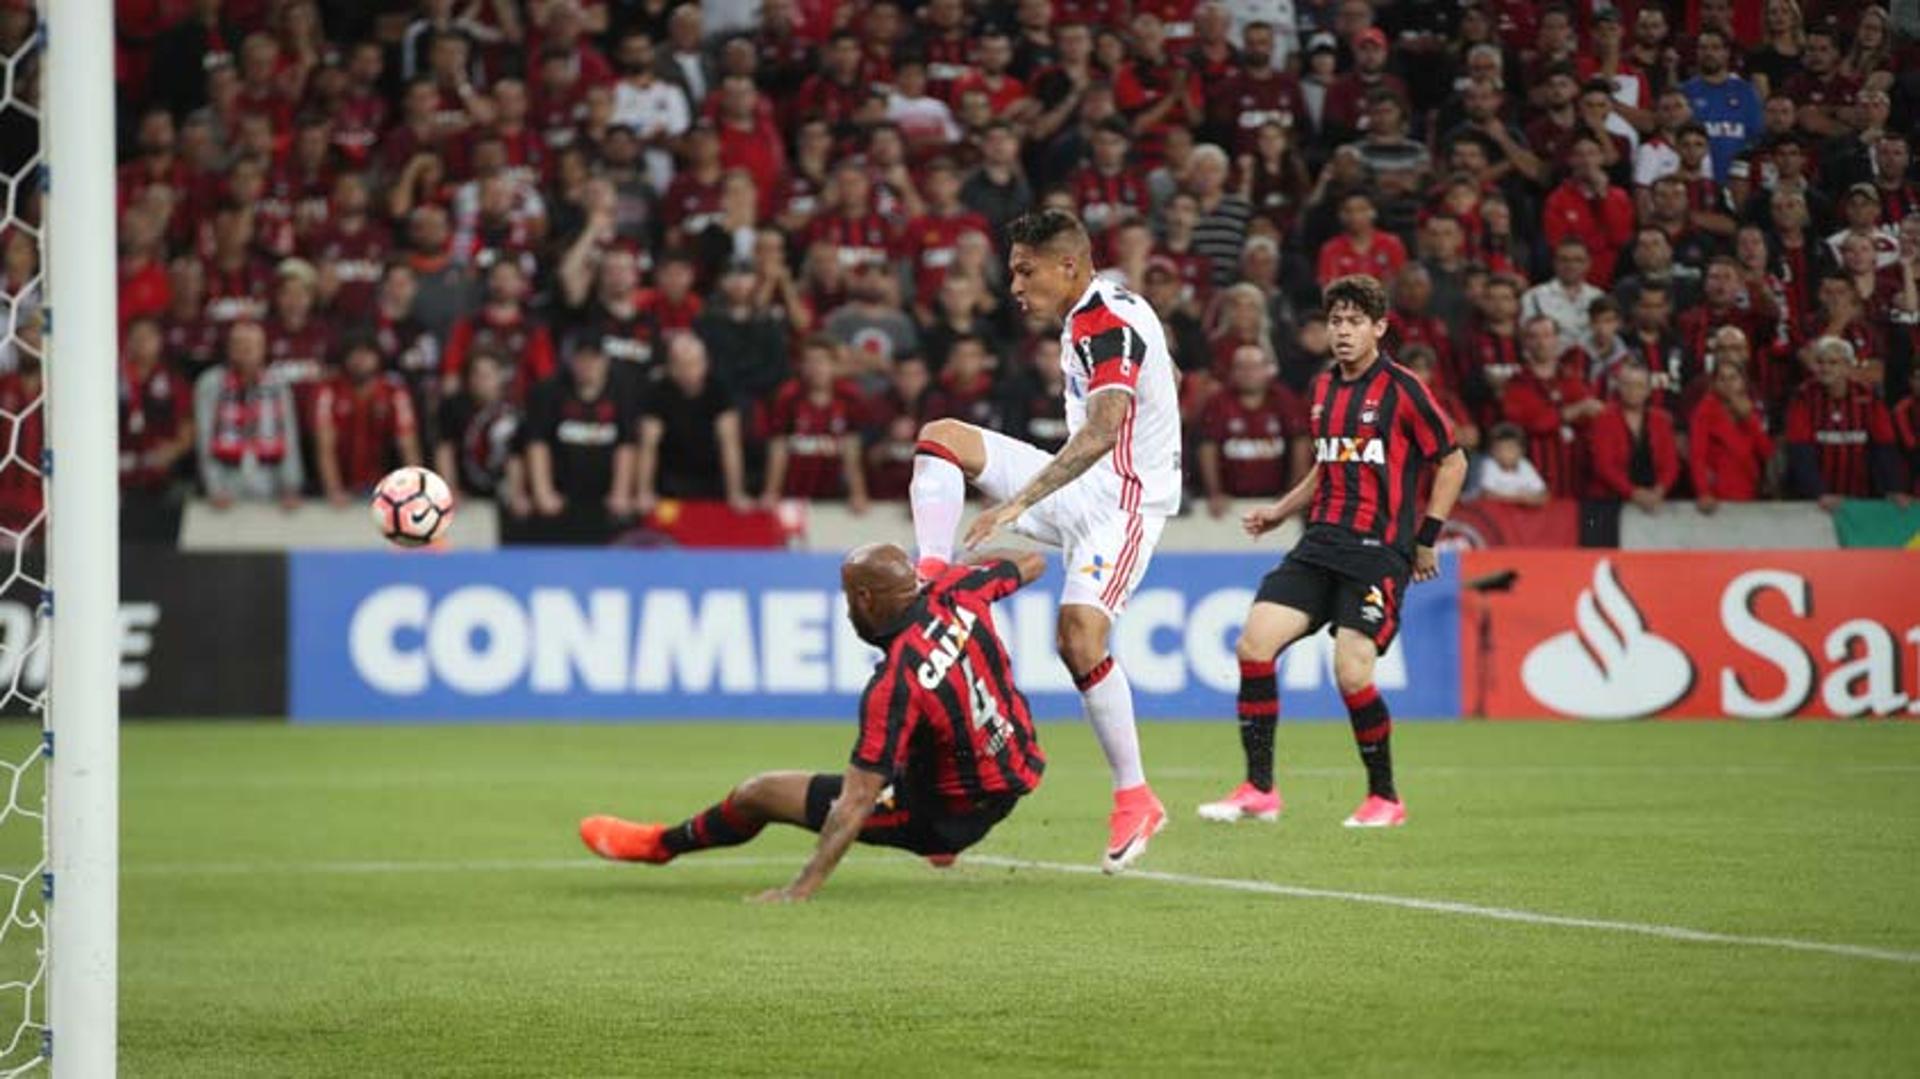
[1059,277,1183,517]
[851,561,1046,812]
[1306,356,1457,559]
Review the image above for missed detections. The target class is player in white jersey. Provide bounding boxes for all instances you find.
[909,209,1180,873]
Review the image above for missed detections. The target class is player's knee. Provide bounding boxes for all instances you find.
[733,772,778,812]
[1333,650,1376,696]
[917,417,969,451]
[1055,610,1110,678]
[1235,631,1281,665]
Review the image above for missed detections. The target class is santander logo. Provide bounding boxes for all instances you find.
[1520,560,1695,720]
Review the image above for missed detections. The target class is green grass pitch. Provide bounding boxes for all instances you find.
[11,719,1920,1076]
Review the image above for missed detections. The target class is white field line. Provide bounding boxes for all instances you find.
[120,852,1920,966]
[968,856,1920,966]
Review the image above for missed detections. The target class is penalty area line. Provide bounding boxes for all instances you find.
[965,856,1920,967]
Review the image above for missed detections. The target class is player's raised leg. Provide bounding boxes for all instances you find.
[1198,600,1314,822]
[909,418,987,578]
[580,769,814,864]
[1332,627,1405,827]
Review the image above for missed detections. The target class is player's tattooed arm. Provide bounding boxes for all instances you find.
[762,765,886,903]
[964,389,1127,547]
[1014,388,1128,510]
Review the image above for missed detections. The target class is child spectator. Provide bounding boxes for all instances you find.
[1471,424,1549,507]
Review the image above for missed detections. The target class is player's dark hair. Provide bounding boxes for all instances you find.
[1322,275,1389,322]
[1004,208,1090,253]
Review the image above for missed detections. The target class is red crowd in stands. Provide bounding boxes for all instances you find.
[0,0,1912,544]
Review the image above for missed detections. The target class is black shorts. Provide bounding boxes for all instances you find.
[1255,544,1411,654]
[804,773,1020,857]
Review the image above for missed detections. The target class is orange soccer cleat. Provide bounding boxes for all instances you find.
[579,815,675,864]
[1102,784,1167,874]
[915,556,951,585]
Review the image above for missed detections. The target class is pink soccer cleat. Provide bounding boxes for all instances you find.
[1102,785,1168,874]
[1197,782,1284,823]
[1341,795,1407,829]
[915,556,951,584]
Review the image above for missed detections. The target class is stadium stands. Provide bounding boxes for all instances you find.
[11,0,1920,546]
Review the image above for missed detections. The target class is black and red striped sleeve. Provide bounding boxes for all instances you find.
[1399,371,1457,461]
[949,559,1025,605]
[849,661,915,776]
[1069,301,1146,394]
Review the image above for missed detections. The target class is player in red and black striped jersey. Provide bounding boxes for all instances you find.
[1198,275,1467,830]
[579,545,1047,902]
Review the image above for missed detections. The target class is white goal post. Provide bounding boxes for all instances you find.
[45,0,119,1073]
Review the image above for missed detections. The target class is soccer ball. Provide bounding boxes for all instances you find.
[370,466,455,547]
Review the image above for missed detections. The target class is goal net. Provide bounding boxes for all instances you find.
[0,7,47,1073]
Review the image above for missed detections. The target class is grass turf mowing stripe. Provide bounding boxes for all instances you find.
[122,852,1920,966]
[967,856,1920,966]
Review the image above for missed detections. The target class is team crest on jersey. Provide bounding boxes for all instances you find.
[1360,400,1379,424]
[1315,436,1386,464]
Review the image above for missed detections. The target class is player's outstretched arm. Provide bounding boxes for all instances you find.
[964,389,1127,547]
[757,765,885,903]
[965,548,1048,587]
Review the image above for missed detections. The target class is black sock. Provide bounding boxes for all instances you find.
[1237,658,1278,793]
[1342,684,1395,801]
[661,795,765,855]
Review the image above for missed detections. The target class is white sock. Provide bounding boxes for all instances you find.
[1077,657,1146,790]
[909,452,965,562]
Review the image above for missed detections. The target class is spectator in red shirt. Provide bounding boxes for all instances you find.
[305,172,392,320]
[796,32,869,129]
[1317,191,1408,288]
[1690,359,1775,510]
[761,336,869,510]
[1782,27,1860,139]
[1204,21,1304,157]
[1322,27,1407,142]
[1069,119,1152,236]
[1502,315,1606,497]
[1588,362,1681,512]
[1112,11,1202,167]
[1543,133,1637,285]
[119,316,196,541]
[714,74,786,206]
[441,260,558,399]
[904,160,991,316]
[200,203,274,327]
[1196,343,1309,515]
[951,30,1035,126]
[258,259,332,423]
[1784,336,1905,507]
[314,338,422,504]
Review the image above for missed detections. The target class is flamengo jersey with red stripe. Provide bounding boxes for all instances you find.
[1307,355,1456,559]
[851,561,1046,811]
[1059,275,1183,517]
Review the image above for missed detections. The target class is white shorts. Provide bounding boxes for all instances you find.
[975,429,1167,617]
